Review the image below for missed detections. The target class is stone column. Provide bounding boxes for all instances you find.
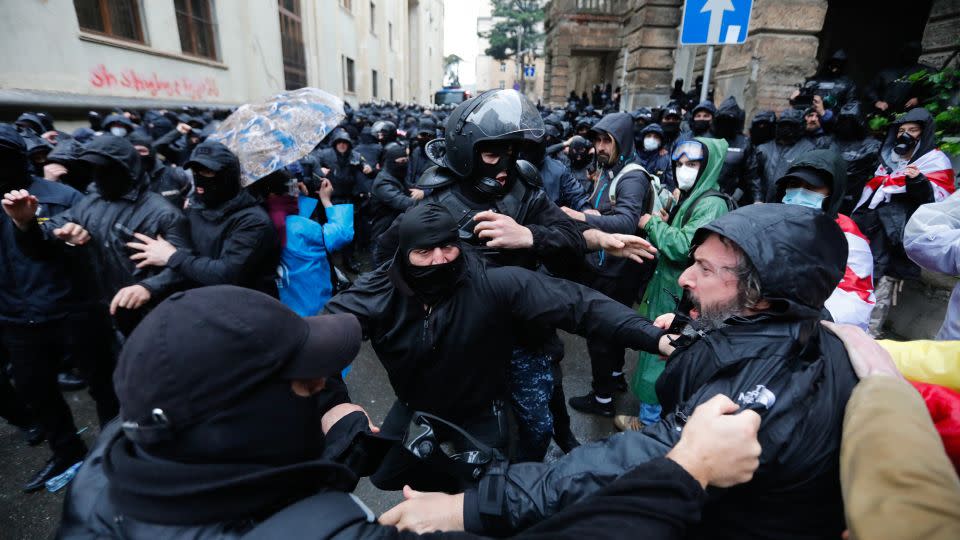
[711,0,828,122]
[621,0,683,109]
[921,0,960,69]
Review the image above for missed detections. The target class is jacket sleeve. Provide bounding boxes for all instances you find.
[166,214,274,288]
[488,267,665,353]
[583,171,648,234]
[841,376,960,540]
[321,204,355,252]
[463,428,676,534]
[742,143,763,204]
[524,195,588,257]
[152,129,183,162]
[372,174,416,212]
[322,270,392,335]
[644,197,729,263]
[904,195,960,276]
[137,211,191,297]
[558,167,591,212]
[905,172,936,208]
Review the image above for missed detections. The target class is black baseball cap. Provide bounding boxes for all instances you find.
[776,166,830,189]
[184,140,238,173]
[115,286,361,442]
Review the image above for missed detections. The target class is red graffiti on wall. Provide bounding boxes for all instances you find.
[89,64,220,100]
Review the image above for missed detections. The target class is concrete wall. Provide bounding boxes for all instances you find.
[0,0,284,107]
[406,0,446,105]
[921,0,960,69]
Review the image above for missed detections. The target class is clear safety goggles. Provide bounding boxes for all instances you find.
[671,140,705,162]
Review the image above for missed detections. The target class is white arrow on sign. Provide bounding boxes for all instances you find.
[701,0,735,44]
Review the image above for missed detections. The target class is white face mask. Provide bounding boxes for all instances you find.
[109,126,128,137]
[676,164,699,191]
[643,137,660,151]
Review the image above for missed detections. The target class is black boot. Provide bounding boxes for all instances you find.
[22,451,84,493]
[568,392,614,418]
[18,424,45,447]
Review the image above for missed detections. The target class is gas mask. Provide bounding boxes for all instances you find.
[893,132,919,156]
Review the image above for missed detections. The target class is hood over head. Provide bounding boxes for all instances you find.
[47,138,87,168]
[693,204,847,320]
[103,113,136,132]
[714,96,745,138]
[0,124,31,191]
[691,101,718,117]
[775,149,847,218]
[589,112,635,164]
[79,134,142,183]
[673,137,727,217]
[751,110,777,126]
[15,113,46,136]
[880,107,938,168]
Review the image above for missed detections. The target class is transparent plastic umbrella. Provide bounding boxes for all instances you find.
[208,87,345,187]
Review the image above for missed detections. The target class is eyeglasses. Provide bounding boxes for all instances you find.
[672,140,705,162]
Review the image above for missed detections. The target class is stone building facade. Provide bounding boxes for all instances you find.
[544,0,960,120]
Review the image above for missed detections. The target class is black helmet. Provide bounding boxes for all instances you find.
[371,120,397,143]
[330,127,353,147]
[439,89,544,178]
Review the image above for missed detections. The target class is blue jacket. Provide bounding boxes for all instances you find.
[539,156,591,211]
[277,198,354,317]
[1,177,84,323]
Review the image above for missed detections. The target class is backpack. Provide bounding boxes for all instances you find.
[677,189,739,228]
[607,163,674,215]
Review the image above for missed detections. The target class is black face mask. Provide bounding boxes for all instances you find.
[569,149,592,169]
[403,256,466,306]
[751,123,775,145]
[714,116,739,139]
[661,122,680,137]
[471,148,515,200]
[140,153,156,172]
[398,203,465,305]
[93,161,134,200]
[691,120,712,135]
[194,171,240,208]
[894,132,920,156]
[387,159,407,181]
[0,150,30,194]
[776,123,804,144]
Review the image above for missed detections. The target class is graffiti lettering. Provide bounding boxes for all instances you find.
[89,64,220,100]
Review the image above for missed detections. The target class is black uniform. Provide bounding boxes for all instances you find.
[712,97,760,205]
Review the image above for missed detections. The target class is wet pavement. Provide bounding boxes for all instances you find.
[1,332,638,539]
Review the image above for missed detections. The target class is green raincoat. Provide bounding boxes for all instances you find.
[632,137,731,405]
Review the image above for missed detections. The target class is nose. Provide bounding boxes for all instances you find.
[678,266,694,289]
[431,247,447,264]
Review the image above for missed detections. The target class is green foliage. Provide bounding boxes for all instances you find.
[904,61,960,156]
[444,54,463,86]
[479,0,545,62]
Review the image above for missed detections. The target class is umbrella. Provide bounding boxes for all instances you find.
[208,87,345,187]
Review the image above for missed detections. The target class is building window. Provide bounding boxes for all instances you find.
[278,0,306,90]
[174,0,218,60]
[369,2,376,34]
[499,62,506,72]
[371,70,379,98]
[342,56,356,93]
[388,22,393,49]
[73,0,144,43]
[340,0,352,12]
[499,80,506,90]
[389,77,394,101]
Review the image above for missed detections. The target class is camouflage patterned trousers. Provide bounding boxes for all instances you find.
[509,346,554,462]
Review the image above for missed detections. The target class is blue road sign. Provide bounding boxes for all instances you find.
[680,0,753,46]
[524,66,536,77]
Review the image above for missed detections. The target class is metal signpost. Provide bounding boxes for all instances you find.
[679,0,754,103]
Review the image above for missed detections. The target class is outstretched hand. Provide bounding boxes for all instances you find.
[2,189,39,229]
[379,486,465,533]
[600,233,658,263]
[127,233,177,268]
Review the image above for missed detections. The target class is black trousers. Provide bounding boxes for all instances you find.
[1,312,118,459]
[370,400,508,494]
[585,273,643,398]
[0,364,34,428]
[63,306,120,424]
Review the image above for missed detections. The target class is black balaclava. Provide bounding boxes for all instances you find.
[398,203,465,306]
[714,114,739,140]
[194,169,240,208]
[468,141,517,200]
[519,140,547,167]
[128,132,157,172]
[568,137,593,169]
[383,142,408,181]
[87,155,135,200]
[691,119,712,136]
[776,116,804,145]
[661,117,681,138]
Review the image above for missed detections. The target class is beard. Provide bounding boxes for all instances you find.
[687,290,745,332]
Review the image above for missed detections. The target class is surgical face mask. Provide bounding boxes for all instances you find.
[893,132,919,156]
[643,136,660,151]
[676,164,700,191]
[782,187,826,210]
[109,126,128,137]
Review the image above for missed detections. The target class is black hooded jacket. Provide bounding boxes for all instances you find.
[584,112,652,277]
[852,107,938,280]
[22,135,190,308]
[833,102,881,215]
[168,189,280,297]
[774,149,848,219]
[463,204,857,540]
[713,97,760,204]
[324,248,664,422]
[755,110,835,202]
[128,131,192,209]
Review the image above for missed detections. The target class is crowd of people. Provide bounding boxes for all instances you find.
[1,40,959,540]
